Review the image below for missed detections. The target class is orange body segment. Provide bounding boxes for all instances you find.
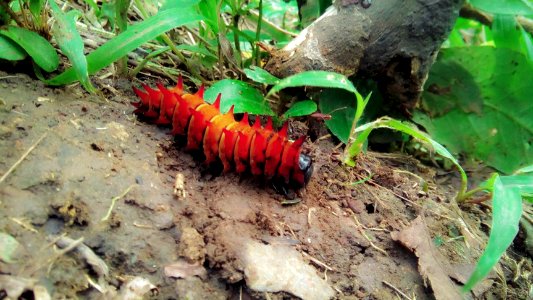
[219,121,247,172]
[170,93,203,135]
[203,110,235,164]
[264,135,285,179]
[187,103,219,150]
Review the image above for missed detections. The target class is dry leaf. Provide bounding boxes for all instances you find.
[164,260,207,279]
[391,216,462,300]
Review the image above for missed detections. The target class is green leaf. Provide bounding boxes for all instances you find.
[462,175,522,292]
[0,26,59,72]
[0,35,26,61]
[415,47,533,174]
[282,100,317,119]
[244,66,280,85]
[318,88,356,143]
[0,232,20,263]
[44,6,202,85]
[469,0,533,16]
[500,174,533,197]
[267,70,357,97]
[49,1,94,92]
[204,79,275,115]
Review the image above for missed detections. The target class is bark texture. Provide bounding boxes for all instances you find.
[265,0,464,113]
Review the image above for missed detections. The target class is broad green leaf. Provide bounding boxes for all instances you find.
[267,71,357,97]
[0,232,20,263]
[0,35,26,61]
[462,175,522,292]
[415,47,533,174]
[346,117,468,198]
[44,7,202,85]
[49,1,94,92]
[0,26,59,72]
[282,100,317,119]
[318,88,356,143]
[244,66,280,85]
[469,0,533,16]
[204,79,275,115]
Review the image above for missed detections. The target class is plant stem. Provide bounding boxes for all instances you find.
[254,0,263,66]
[115,0,131,77]
[232,15,242,68]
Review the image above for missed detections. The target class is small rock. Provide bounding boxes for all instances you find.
[153,211,174,230]
[178,227,206,264]
[347,198,365,214]
[242,240,335,300]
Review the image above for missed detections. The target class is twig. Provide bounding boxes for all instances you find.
[10,217,38,233]
[460,4,533,36]
[382,280,414,300]
[24,236,84,276]
[101,184,136,221]
[352,214,388,256]
[301,251,335,271]
[56,236,109,277]
[0,132,48,184]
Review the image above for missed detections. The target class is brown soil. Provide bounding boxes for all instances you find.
[0,71,531,299]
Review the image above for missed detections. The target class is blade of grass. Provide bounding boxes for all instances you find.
[44,6,202,85]
[462,175,522,292]
[0,25,58,72]
[346,117,468,200]
[49,1,95,92]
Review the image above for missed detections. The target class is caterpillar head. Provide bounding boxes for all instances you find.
[288,152,313,189]
[298,153,313,186]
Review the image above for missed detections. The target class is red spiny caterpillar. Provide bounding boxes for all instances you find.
[131,77,313,190]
